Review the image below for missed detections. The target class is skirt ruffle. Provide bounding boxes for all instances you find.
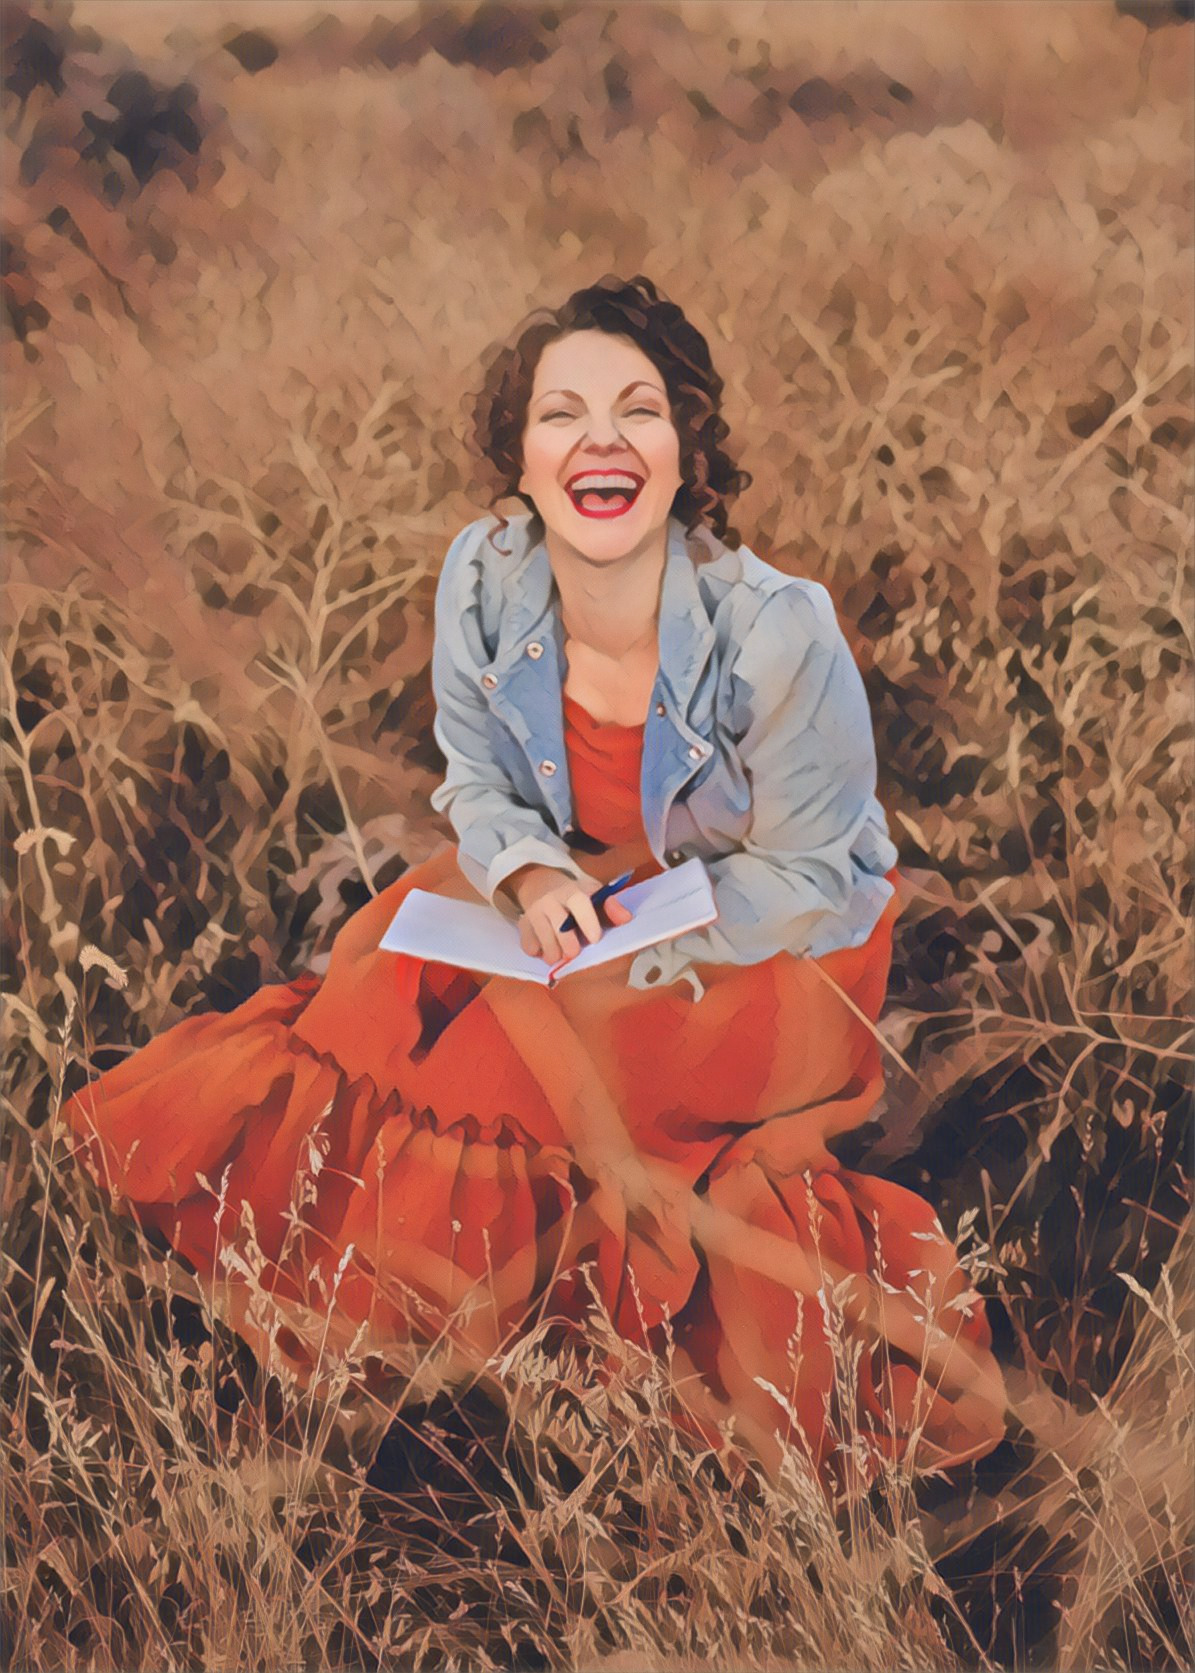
[64,841,1005,1485]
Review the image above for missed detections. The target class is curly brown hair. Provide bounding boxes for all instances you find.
[466,274,752,552]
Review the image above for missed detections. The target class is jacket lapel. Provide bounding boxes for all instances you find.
[485,534,574,836]
[641,520,719,859]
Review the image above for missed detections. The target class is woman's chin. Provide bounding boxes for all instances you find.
[546,504,667,563]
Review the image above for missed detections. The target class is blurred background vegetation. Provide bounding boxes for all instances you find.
[2,2,1192,1669]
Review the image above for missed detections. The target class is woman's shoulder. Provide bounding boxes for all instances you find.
[688,526,840,659]
[438,513,528,584]
[434,513,537,638]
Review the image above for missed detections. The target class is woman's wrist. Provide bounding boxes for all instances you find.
[500,865,536,908]
[501,863,563,910]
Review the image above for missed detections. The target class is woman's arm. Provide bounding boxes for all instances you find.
[429,525,593,910]
[628,581,897,991]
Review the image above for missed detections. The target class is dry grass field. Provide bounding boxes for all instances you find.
[2,1,1193,1668]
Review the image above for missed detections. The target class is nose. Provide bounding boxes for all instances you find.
[581,409,627,448]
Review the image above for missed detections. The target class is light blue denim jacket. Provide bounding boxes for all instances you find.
[429,512,898,999]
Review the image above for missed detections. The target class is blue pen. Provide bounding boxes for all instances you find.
[559,869,635,937]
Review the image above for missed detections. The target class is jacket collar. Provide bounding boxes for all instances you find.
[492,514,718,716]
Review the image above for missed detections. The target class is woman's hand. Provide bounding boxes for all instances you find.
[504,865,634,964]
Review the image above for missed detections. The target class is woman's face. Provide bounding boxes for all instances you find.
[518,330,683,566]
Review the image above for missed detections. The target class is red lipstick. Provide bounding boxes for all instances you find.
[564,470,645,518]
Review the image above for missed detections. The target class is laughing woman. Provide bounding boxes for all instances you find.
[64,275,1006,1488]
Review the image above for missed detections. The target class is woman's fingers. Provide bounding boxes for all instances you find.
[526,910,555,962]
[546,921,581,963]
[566,890,605,947]
[518,875,620,965]
[527,905,578,965]
[603,898,633,926]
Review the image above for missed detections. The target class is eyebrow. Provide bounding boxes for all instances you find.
[533,379,666,406]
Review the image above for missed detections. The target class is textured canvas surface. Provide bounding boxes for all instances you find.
[3,3,1192,1669]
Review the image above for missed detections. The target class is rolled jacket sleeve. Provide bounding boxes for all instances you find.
[627,582,896,993]
[429,530,591,910]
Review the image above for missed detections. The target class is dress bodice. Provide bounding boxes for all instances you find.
[562,690,650,852]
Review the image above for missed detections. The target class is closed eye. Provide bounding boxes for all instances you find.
[539,406,664,421]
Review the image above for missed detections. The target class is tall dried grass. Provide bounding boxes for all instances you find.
[3,1,1192,1668]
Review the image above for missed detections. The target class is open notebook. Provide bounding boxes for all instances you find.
[378,857,717,987]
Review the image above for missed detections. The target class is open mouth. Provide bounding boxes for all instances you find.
[565,472,644,518]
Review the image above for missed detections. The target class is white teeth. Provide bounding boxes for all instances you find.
[569,474,640,493]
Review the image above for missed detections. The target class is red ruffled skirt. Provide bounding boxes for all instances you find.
[64,698,1005,1485]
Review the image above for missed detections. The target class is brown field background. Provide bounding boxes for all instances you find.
[2,1,1193,1669]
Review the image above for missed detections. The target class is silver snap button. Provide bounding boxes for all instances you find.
[526,641,544,660]
[655,701,666,717]
[538,759,557,776]
[481,673,498,689]
[668,849,683,863]
[687,744,706,760]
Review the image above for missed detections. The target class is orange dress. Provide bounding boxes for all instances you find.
[64,693,1005,1485]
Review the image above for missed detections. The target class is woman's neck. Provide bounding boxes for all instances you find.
[546,530,666,660]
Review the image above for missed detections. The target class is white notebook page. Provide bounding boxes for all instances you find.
[378,857,717,984]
